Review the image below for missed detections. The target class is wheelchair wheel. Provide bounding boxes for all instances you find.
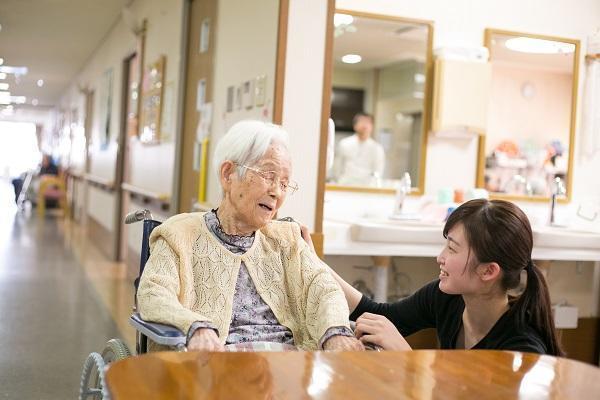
[101,339,132,363]
[79,352,108,400]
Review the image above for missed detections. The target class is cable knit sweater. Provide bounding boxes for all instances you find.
[137,212,351,350]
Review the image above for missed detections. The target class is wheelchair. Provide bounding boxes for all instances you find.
[79,209,187,400]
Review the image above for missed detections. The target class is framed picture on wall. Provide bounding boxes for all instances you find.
[98,68,113,149]
[139,55,166,144]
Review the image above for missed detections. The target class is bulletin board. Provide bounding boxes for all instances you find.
[139,55,166,144]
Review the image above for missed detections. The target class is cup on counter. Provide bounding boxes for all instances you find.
[437,188,453,204]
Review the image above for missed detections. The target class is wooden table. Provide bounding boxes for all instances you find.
[105,350,600,399]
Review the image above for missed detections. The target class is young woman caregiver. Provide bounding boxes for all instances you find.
[322,199,563,355]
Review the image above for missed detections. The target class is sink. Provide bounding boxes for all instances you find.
[533,225,600,249]
[350,218,445,244]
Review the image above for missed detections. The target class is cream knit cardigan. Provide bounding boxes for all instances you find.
[137,212,350,350]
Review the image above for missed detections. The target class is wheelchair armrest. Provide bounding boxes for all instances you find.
[130,313,187,347]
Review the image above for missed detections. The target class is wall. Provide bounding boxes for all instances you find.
[277,0,330,231]
[205,0,281,207]
[487,64,572,151]
[57,0,185,231]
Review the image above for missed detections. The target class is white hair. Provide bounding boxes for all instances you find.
[212,120,290,180]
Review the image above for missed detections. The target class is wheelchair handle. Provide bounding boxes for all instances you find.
[124,209,153,224]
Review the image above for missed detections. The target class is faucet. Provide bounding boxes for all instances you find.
[392,172,411,216]
[549,177,566,226]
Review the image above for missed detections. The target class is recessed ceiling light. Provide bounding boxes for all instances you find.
[0,83,8,90]
[334,13,354,28]
[505,37,575,54]
[37,79,44,87]
[32,98,39,106]
[0,73,5,79]
[341,54,362,64]
[0,58,4,65]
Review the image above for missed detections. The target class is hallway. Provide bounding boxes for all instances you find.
[0,180,133,399]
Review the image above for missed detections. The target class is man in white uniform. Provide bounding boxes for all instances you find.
[333,113,385,186]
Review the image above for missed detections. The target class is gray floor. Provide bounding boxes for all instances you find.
[0,181,121,399]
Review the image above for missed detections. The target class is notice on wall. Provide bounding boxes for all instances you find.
[196,102,212,142]
[199,18,210,53]
[196,79,206,111]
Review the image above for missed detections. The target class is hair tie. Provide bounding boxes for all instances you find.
[526,259,534,271]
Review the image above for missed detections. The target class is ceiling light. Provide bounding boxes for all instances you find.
[334,13,354,28]
[0,73,5,79]
[0,58,4,65]
[0,83,8,90]
[37,79,44,87]
[11,96,26,104]
[32,98,38,106]
[341,54,362,64]
[0,65,28,74]
[505,37,575,54]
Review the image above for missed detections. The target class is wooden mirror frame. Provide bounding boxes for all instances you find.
[321,9,434,196]
[481,28,580,203]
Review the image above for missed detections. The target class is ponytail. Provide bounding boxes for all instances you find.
[512,260,564,356]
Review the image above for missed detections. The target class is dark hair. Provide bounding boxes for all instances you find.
[352,112,374,126]
[443,199,563,356]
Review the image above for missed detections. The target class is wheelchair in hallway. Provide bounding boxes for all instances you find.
[79,209,188,400]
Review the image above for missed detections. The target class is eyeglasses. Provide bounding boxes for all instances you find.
[237,164,299,195]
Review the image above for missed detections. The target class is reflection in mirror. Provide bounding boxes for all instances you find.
[483,30,579,200]
[326,11,432,192]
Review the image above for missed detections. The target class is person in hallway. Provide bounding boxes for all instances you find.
[11,153,59,205]
[137,120,363,352]
[332,112,385,186]
[321,199,563,355]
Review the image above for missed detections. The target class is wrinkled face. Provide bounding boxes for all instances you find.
[436,223,482,295]
[228,143,292,231]
[353,116,373,136]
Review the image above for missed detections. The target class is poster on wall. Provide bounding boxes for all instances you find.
[98,68,113,150]
[139,55,166,144]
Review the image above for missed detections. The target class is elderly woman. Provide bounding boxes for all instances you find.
[137,120,362,351]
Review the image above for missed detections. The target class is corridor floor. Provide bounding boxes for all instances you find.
[0,180,134,399]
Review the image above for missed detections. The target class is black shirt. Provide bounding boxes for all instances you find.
[350,279,548,354]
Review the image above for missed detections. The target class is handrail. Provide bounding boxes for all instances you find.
[121,182,170,202]
[84,174,115,191]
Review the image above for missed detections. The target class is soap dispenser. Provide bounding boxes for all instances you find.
[392,172,411,217]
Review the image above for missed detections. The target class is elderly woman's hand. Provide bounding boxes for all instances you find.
[354,313,412,351]
[299,223,316,254]
[188,328,226,352]
[323,335,365,351]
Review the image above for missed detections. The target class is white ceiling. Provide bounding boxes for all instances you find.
[333,15,429,71]
[0,0,130,111]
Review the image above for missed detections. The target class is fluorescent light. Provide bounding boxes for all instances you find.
[37,79,44,87]
[11,96,26,104]
[341,54,362,64]
[334,13,354,28]
[0,83,8,90]
[0,58,4,65]
[505,37,575,54]
[0,65,28,74]
[0,73,6,79]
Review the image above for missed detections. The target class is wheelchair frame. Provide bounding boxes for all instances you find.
[79,209,187,400]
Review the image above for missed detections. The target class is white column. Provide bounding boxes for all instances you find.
[278,0,329,231]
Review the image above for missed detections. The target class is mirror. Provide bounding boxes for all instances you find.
[325,10,433,193]
[481,29,580,201]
